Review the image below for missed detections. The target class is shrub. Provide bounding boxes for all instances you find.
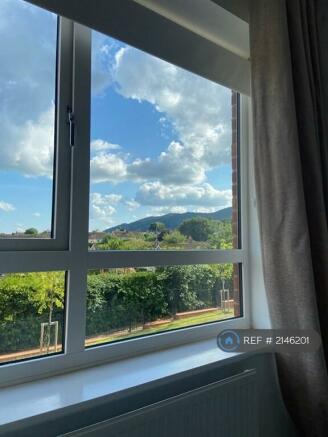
[179,217,217,241]
[162,230,186,245]
[24,227,38,235]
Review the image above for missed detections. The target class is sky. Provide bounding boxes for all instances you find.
[0,0,233,234]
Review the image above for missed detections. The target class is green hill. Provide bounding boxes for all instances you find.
[105,207,232,233]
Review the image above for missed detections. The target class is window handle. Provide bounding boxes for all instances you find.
[67,106,75,147]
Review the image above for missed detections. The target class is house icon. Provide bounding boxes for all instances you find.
[217,330,240,352]
[224,336,234,346]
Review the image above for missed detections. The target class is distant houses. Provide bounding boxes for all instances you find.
[88,231,107,250]
[0,231,50,239]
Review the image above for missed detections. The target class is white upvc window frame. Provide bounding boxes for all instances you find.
[0,16,251,388]
[0,17,72,252]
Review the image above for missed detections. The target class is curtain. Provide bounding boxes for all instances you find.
[249,0,328,436]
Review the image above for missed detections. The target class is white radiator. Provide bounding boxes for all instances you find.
[60,369,258,437]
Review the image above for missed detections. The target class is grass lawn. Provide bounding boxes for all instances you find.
[86,308,235,347]
[0,309,235,362]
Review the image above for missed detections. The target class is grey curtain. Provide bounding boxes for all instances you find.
[249,0,328,436]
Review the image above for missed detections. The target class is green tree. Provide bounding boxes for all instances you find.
[158,266,202,316]
[24,227,38,235]
[0,272,65,353]
[162,230,186,245]
[212,263,233,283]
[188,265,217,307]
[149,222,166,233]
[117,272,166,329]
[0,272,64,322]
[179,217,216,241]
[208,220,233,249]
[30,272,65,321]
[98,235,125,250]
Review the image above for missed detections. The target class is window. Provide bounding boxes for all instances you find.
[0,0,71,251]
[86,264,241,347]
[89,30,239,251]
[0,2,249,386]
[0,271,66,364]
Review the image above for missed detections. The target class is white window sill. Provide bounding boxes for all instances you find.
[0,338,242,429]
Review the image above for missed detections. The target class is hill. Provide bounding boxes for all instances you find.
[105,207,232,233]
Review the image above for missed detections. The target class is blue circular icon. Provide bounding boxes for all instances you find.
[217,330,240,352]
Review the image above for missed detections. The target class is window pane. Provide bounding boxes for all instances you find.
[89,30,239,250]
[85,264,241,347]
[0,271,66,364]
[0,1,57,238]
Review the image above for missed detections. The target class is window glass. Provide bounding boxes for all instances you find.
[0,0,57,238]
[89,29,239,250]
[0,271,66,364]
[85,264,241,347]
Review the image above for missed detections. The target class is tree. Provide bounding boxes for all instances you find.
[162,230,186,245]
[208,221,233,249]
[0,272,65,353]
[24,227,38,235]
[179,217,216,241]
[0,272,64,322]
[158,266,202,316]
[149,222,166,233]
[114,272,166,330]
[29,271,65,353]
[30,272,65,319]
[212,263,233,283]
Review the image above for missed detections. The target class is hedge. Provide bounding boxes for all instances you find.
[0,265,233,353]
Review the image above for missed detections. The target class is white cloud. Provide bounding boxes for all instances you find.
[6,106,55,177]
[91,139,121,152]
[91,35,121,95]
[193,207,220,213]
[90,153,127,184]
[128,141,206,185]
[89,42,232,187]
[32,212,41,217]
[89,192,117,224]
[170,206,188,213]
[0,1,57,177]
[151,206,188,215]
[0,201,15,212]
[0,101,55,177]
[111,46,232,179]
[90,140,206,186]
[105,193,122,204]
[125,199,140,210]
[136,182,232,208]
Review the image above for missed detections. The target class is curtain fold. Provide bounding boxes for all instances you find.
[249,0,328,436]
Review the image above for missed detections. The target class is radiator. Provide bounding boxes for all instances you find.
[60,369,258,437]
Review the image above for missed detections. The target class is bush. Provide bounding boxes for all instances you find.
[179,217,217,241]
[0,272,65,353]
[162,230,186,245]
[149,222,166,233]
[86,271,168,336]
[0,311,64,353]
[0,265,235,352]
[24,227,38,235]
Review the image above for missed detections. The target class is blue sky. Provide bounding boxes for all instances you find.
[0,0,233,234]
